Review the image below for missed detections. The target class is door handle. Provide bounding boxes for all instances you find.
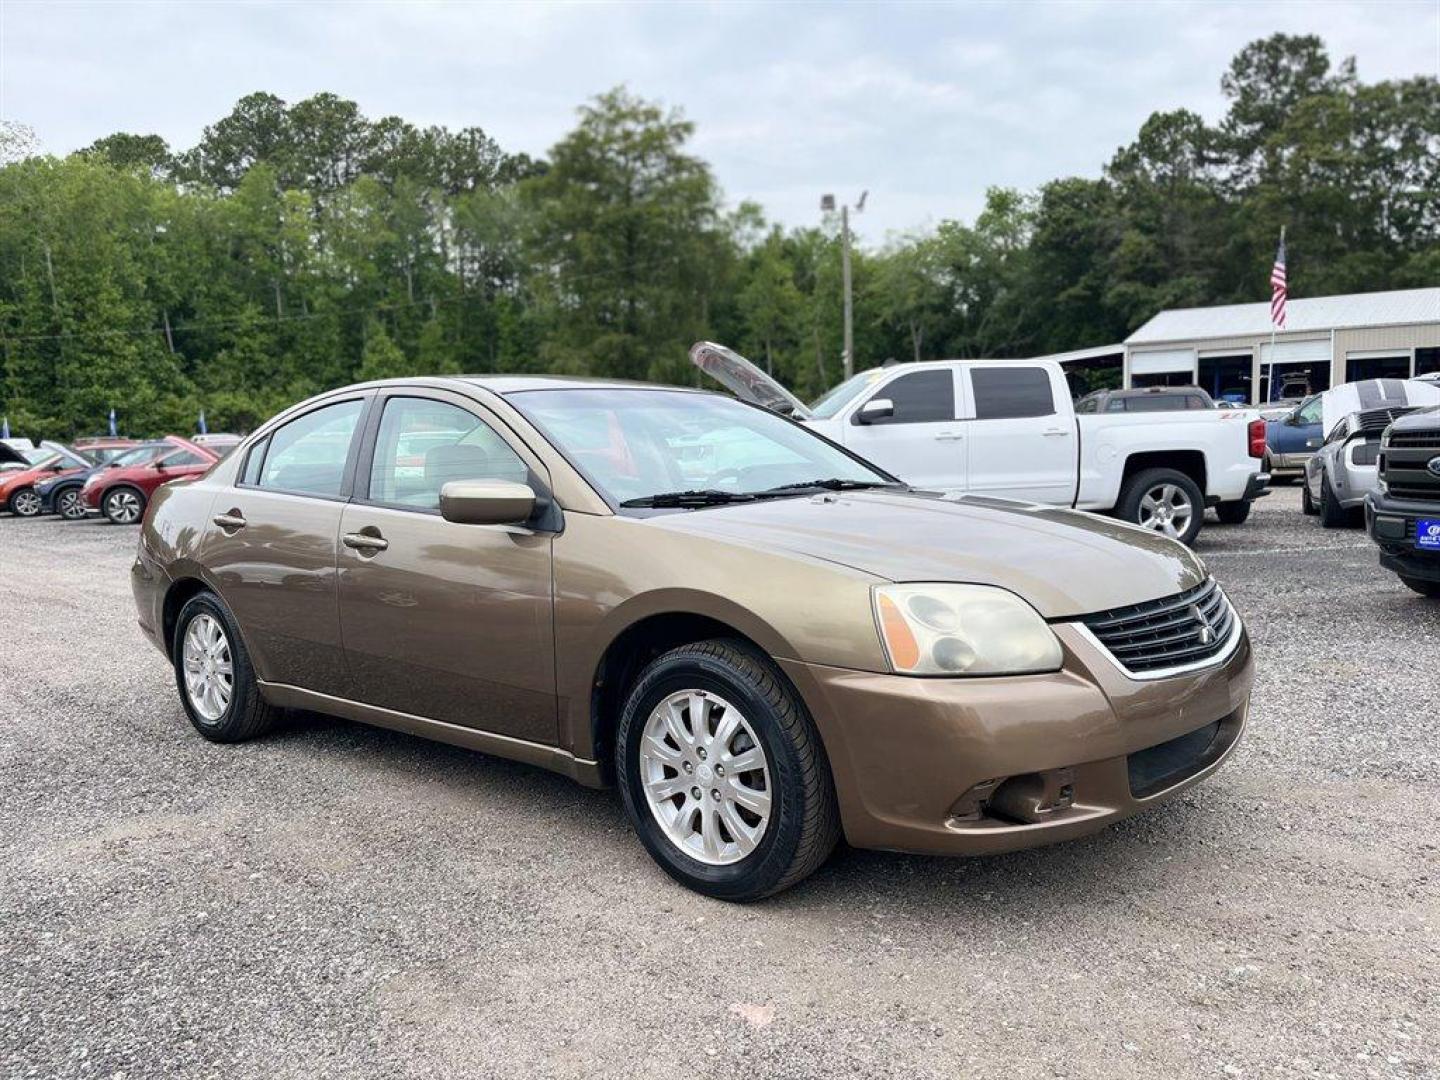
[934,431,965,441]
[1042,429,1070,438]
[212,511,246,530]
[343,531,389,553]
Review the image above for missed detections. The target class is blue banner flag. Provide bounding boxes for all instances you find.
[1,416,9,440]
[108,408,117,437]
[198,409,208,435]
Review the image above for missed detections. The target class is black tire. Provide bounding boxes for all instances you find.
[172,591,282,743]
[1115,467,1205,545]
[615,638,840,902]
[101,485,146,525]
[1399,576,1440,599]
[56,486,87,520]
[1215,500,1252,526]
[1301,481,1317,515]
[1317,472,1351,528]
[7,486,41,517]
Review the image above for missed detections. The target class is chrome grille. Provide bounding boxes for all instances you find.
[1080,578,1236,675]
[1387,428,1440,450]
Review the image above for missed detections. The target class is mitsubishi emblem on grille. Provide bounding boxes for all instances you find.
[1188,603,1215,645]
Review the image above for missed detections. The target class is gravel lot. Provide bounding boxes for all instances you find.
[2,486,1436,1080]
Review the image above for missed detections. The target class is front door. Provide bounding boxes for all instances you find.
[839,367,965,490]
[203,395,370,698]
[336,391,558,745]
[962,364,1076,505]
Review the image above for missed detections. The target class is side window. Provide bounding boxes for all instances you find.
[240,437,269,486]
[1074,396,1098,414]
[1105,398,1127,412]
[862,370,955,424]
[1186,394,1210,409]
[972,367,1057,420]
[258,399,364,497]
[1297,397,1323,425]
[368,397,529,510]
[160,450,206,467]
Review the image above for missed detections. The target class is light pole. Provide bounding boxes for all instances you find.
[821,190,866,380]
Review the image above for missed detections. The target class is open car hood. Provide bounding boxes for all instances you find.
[1321,379,1440,439]
[689,342,813,419]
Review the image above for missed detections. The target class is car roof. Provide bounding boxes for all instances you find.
[458,375,703,395]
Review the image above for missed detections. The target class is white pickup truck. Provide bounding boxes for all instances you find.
[691,343,1270,544]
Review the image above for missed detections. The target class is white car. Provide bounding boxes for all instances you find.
[692,344,1270,544]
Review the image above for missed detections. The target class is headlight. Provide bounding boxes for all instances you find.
[873,583,1064,676]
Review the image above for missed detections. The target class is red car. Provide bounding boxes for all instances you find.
[0,443,93,517]
[82,435,220,524]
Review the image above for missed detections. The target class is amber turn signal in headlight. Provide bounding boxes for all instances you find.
[873,583,1064,676]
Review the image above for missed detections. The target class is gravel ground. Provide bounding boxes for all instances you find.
[1,487,1436,1080]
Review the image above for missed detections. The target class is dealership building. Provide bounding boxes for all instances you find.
[1049,286,1440,404]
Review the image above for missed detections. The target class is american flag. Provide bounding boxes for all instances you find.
[1270,230,1287,329]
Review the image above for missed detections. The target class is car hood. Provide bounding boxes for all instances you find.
[645,489,1206,619]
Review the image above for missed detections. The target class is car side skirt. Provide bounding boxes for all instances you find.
[258,681,606,788]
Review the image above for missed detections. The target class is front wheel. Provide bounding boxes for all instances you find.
[173,591,282,742]
[1301,481,1317,515]
[1116,468,1204,545]
[1215,500,1252,526]
[7,487,41,517]
[616,639,840,902]
[102,486,145,525]
[56,487,88,520]
[1399,576,1440,599]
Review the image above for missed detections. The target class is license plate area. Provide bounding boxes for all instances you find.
[1417,519,1440,551]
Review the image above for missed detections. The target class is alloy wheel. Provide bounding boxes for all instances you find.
[182,613,234,722]
[11,489,41,516]
[58,489,86,519]
[639,689,772,866]
[106,489,142,524]
[1137,483,1194,540]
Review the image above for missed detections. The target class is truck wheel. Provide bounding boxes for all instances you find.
[1117,468,1204,545]
[1215,501,1251,526]
[1317,473,1351,528]
[1399,577,1440,599]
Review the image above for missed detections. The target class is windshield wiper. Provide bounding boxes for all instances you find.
[619,489,758,509]
[755,478,903,496]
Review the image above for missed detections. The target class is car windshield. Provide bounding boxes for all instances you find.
[512,388,892,507]
[808,369,888,420]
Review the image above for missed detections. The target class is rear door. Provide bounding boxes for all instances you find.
[335,390,558,745]
[961,363,1076,504]
[202,395,370,698]
[839,367,965,489]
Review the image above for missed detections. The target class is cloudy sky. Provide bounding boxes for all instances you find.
[3,1,1437,241]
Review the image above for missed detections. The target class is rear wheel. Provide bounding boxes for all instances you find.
[7,487,41,517]
[1317,472,1351,528]
[173,591,281,742]
[56,487,87,520]
[616,639,839,902]
[102,486,145,525]
[1116,468,1204,545]
[1399,576,1440,599]
[1215,500,1251,526]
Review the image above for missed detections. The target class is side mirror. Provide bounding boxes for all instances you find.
[439,480,536,526]
[857,398,895,425]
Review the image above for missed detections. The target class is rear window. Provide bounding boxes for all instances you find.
[971,367,1055,420]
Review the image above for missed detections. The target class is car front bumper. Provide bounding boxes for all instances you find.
[778,621,1252,856]
[1366,495,1440,583]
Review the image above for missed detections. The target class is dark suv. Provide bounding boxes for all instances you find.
[1366,406,1440,598]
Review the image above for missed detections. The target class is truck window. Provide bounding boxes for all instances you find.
[971,367,1056,420]
[864,370,954,424]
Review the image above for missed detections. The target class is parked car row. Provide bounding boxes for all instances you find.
[0,434,239,523]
